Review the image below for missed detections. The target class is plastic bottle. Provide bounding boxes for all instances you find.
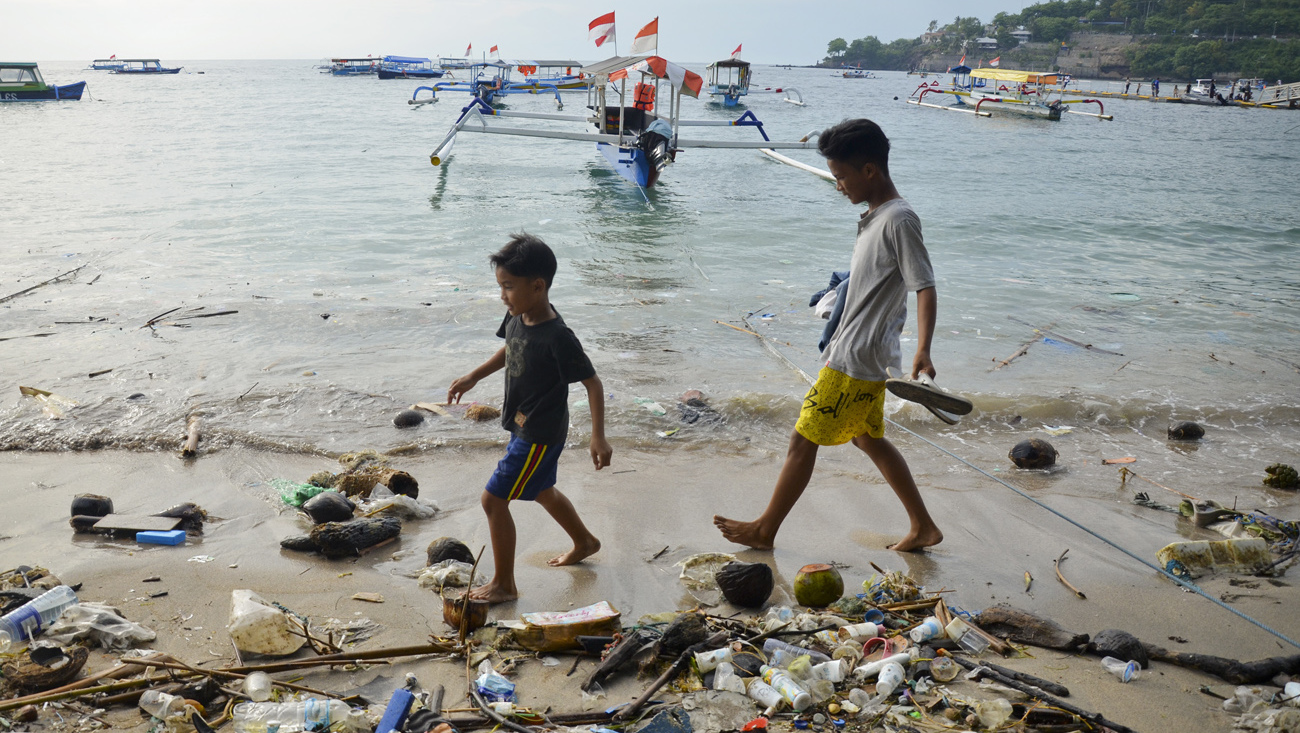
[0,585,79,651]
[694,646,734,673]
[232,699,358,733]
[908,616,944,643]
[873,662,904,698]
[1100,657,1140,683]
[745,678,783,715]
[944,617,989,656]
[837,622,886,642]
[713,662,747,694]
[853,651,912,680]
[762,638,831,665]
[243,672,273,702]
[140,691,189,720]
[760,665,813,712]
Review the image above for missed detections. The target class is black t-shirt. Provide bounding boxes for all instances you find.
[495,310,596,445]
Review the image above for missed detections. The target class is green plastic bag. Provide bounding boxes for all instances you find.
[271,478,331,507]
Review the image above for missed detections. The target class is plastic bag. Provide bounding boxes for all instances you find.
[44,603,157,649]
[227,590,305,656]
[475,660,516,702]
[415,560,478,589]
[676,553,737,590]
[272,479,330,507]
[358,494,439,520]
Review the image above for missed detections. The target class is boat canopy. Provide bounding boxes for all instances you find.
[971,68,1058,84]
[383,56,431,64]
[707,58,749,69]
[608,56,704,98]
[117,58,164,63]
[948,64,971,73]
[530,60,582,68]
[580,55,652,79]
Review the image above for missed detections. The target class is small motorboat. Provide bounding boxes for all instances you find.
[113,59,182,74]
[0,62,86,101]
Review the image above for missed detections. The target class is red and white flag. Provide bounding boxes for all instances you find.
[589,12,616,48]
[465,43,472,56]
[958,54,966,67]
[989,56,1000,67]
[730,44,742,59]
[489,45,499,56]
[110,54,116,60]
[610,56,703,98]
[630,17,658,54]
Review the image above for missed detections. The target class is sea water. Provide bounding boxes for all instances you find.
[2,61,1298,469]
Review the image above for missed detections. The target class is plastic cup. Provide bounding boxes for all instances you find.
[1100,656,1139,683]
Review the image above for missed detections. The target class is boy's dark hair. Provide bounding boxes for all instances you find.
[818,118,890,176]
[490,233,557,287]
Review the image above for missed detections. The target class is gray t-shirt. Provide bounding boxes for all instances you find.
[822,198,935,382]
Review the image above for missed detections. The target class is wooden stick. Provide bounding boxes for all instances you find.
[1054,549,1087,600]
[964,665,1136,733]
[614,631,727,722]
[950,656,1070,697]
[180,415,201,457]
[119,659,342,699]
[223,642,456,673]
[0,264,87,305]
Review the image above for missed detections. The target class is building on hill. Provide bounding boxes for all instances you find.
[922,31,947,45]
[976,37,998,50]
[1011,28,1031,44]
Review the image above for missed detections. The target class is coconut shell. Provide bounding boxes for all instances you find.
[1089,629,1149,668]
[2,646,89,692]
[70,494,113,518]
[427,537,475,566]
[793,563,844,607]
[1009,438,1057,469]
[279,535,318,552]
[715,561,774,608]
[394,409,425,428]
[302,491,355,524]
[1168,421,1205,441]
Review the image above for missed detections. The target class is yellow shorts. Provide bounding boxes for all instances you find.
[794,366,886,446]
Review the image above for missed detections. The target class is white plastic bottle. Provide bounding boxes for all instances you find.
[760,665,813,712]
[0,585,79,651]
[761,638,831,664]
[232,699,359,733]
[853,651,912,680]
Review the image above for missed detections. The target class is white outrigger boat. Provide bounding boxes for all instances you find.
[908,66,1111,121]
[427,54,819,189]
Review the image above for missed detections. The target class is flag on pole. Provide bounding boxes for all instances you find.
[109,54,116,59]
[589,12,616,47]
[958,53,966,67]
[465,43,472,56]
[630,17,658,54]
[731,44,742,59]
[489,45,499,56]
[989,56,1000,67]
[609,56,703,98]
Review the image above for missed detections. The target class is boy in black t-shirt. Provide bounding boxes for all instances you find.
[448,234,612,603]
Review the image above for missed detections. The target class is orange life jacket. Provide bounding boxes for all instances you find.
[633,82,655,111]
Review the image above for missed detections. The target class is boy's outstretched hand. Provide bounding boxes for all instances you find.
[590,436,612,470]
[447,375,478,404]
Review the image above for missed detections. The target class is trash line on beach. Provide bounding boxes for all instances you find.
[731,313,1300,652]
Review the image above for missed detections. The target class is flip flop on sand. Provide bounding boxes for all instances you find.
[885,373,974,416]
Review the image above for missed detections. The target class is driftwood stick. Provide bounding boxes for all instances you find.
[470,688,537,733]
[118,658,343,699]
[0,673,177,711]
[973,604,1090,652]
[1142,644,1300,684]
[223,642,456,673]
[582,628,656,692]
[0,264,87,305]
[950,656,1070,697]
[181,416,201,457]
[1055,549,1087,599]
[614,631,728,722]
[967,666,1137,733]
[992,334,1042,371]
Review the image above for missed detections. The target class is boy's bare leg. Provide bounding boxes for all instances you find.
[534,487,601,566]
[714,430,820,549]
[850,433,943,552]
[470,491,520,603]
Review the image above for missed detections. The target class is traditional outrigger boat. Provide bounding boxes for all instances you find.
[410,60,575,107]
[513,61,589,91]
[908,66,1111,120]
[327,58,378,76]
[426,55,818,190]
[842,69,878,79]
[1,62,86,101]
[90,58,123,71]
[706,57,751,107]
[377,56,445,79]
[112,59,182,74]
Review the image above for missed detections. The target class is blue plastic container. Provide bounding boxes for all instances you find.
[137,530,186,545]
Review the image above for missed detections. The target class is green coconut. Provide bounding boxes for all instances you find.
[793,563,844,607]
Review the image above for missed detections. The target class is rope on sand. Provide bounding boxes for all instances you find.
[735,313,1300,651]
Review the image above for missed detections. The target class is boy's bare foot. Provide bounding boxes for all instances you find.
[887,526,944,552]
[713,515,775,550]
[468,578,518,603]
[548,537,600,566]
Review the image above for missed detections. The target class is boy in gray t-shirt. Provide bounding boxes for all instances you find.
[714,118,943,552]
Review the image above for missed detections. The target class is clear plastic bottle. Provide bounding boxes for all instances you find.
[232,699,359,733]
[0,585,79,651]
[760,665,813,712]
[762,638,831,664]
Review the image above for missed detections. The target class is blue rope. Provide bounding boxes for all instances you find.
[883,416,1300,651]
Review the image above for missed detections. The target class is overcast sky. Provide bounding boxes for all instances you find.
[8,0,1026,64]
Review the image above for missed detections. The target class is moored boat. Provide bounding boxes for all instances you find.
[0,62,86,101]
[112,59,182,74]
[328,58,378,76]
[90,58,123,71]
[955,68,1065,119]
[706,57,751,107]
[377,56,445,79]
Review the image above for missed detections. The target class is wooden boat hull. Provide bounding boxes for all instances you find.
[114,68,181,74]
[597,142,653,187]
[957,92,1062,120]
[0,81,86,101]
[378,68,445,79]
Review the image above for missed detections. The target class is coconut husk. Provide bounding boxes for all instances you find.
[464,404,501,422]
[2,646,89,693]
[333,469,418,499]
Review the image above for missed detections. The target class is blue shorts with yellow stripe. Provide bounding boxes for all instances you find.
[485,434,565,501]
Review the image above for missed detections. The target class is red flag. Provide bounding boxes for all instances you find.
[731,44,742,59]
[465,43,472,56]
[609,56,703,98]
[489,45,499,56]
[630,18,658,54]
[989,56,1000,67]
[110,54,116,59]
[958,54,966,67]
[588,12,616,47]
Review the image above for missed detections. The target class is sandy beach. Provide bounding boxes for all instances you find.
[2,432,1296,732]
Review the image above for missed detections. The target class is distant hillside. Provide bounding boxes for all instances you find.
[823,0,1300,80]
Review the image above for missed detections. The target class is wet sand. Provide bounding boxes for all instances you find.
[1,437,1297,732]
